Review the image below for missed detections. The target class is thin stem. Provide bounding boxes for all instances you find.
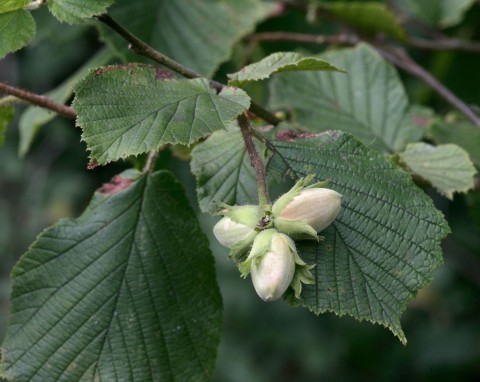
[408,37,480,54]
[246,32,358,45]
[238,114,270,208]
[376,47,480,126]
[96,14,282,126]
[0,82,76,119]
[249,31,480,54]
[96,14,202,80]
[142,150,160,174]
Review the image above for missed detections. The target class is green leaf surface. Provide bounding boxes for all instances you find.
[18,48,112,157]
[0,170,222,381]
[0,0,30,14]
[400,0,475,28]
[397,105,434,145]
[98,0,273,77]
[399,142,476,199]
[0,9,35,59]
[268,131,450,343]
[228,51,345,87]
[321,2,407,41]
[269,44,412,153]
[72,65,250,164]
[191,128,261,214]
[0,106,14,145]
[427,120,480,168]
[48,0,114,24]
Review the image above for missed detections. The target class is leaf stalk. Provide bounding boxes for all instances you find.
[238,114,271,210]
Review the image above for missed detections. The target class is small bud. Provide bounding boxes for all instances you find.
[249,230,296,301]
[278,188,342,233]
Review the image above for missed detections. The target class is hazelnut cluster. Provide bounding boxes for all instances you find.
[213,176,342,301]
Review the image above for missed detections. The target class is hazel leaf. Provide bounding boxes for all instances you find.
[73,65,250,164]
[268,131,450,344]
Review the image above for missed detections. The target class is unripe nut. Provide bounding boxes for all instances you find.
[213,217,254,248]
[251,232,295,301]
[213,204,260,249]
[279,188,342,232]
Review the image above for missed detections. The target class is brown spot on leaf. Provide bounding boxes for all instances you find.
[296,132,327,139]
[412,114,430,127]
[277,129,333,141]
[95,63,143,75]
[155,68,174,80]
[98,176,133,195]
[276,129,298,142]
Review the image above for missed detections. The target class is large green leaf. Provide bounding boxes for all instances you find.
[19,48,112,157]
[0,106,14,145]
[0,170,222,381]
[72,65,250,164]
[268,131,450,343]
[191,128,261,214]
[98,0,273,77]
[400,0,475,28]
[427,119,480,168]
[320,2,407,41]
[0,0,30,14]
[48,0,114,24]
[269,44,414,153]
[0,9,35,59]
[399,142,476,199]
[228,52,345,87]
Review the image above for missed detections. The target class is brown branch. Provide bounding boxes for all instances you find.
[238,114,270,208]
[409,37,480,53]
[96,14,202,82]
[96,14,282,126]
[245,29,480,126]
[246,32,358,45]
[376,47,480,126]
[0,82,76,119]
